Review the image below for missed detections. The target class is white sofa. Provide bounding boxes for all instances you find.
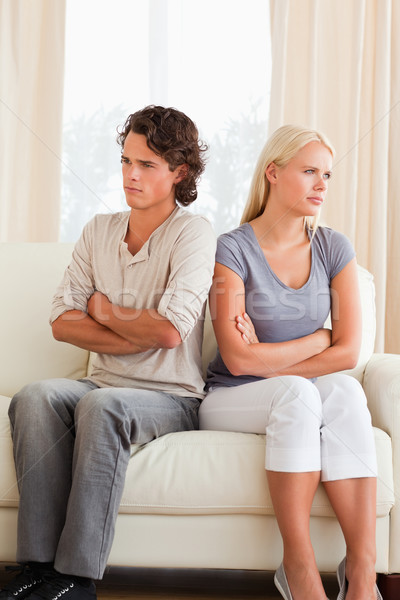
[1,243,399,597]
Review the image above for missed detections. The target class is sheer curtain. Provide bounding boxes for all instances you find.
[2,0,398,353]
[0,0,271,244]
[0,0,66,242]
[269,0,400,353]
[60,0,271,241]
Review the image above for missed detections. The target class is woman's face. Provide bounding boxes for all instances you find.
[268,141,333,217]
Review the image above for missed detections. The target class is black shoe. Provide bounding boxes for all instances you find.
[0,564,45,600]
[28,575,97,600]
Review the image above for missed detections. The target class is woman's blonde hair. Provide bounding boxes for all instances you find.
[240,124,335,230]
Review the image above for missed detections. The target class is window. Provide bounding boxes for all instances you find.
[61,0,271,241]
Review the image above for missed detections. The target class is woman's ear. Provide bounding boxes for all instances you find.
[265,162,278,184]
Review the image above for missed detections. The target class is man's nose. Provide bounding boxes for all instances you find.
[127,164,140,179]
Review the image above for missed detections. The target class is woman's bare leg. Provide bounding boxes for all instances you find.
[268,470,327,600]
[323,477,378,600]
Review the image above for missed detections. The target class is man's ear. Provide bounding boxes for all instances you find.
[265,162,278,184]
[175,164,189,183]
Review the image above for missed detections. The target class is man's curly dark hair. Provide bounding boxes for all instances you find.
[117,105,208,206]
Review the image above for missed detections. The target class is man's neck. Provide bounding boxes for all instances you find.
[125,204,177,255]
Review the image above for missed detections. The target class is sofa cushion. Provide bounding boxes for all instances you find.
[0,396,19,507]
[1,402,393,518]
[118,429,393,518]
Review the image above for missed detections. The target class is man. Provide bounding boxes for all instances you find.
[2,106,216,600]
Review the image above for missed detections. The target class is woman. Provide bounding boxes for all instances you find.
[199,125,381,600]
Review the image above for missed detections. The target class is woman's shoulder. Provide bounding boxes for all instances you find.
[312,226,356,278]
[217,223,254,250]
[313,225,352,247]
[216,223,257,280]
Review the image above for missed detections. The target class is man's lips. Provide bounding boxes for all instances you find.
[125,186,142,193]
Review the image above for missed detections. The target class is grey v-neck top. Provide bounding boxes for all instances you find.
[206,223,355,389]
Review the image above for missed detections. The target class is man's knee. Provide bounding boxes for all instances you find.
[9,380,56,424]
[9,379,84,428]
[74,388,127,427]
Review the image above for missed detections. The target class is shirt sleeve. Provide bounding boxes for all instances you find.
[328,229,356,279]
[157,216,216,341]
[49,219,96,324]
[215,230,247,281]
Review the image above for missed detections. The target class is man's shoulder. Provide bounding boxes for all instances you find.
[163,207,215,240]
[79,212,130,243]
[86,211,130,230]
[172,206,212,226]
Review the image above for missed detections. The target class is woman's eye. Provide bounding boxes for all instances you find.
[323,173,332,180]
[305,169,314,174]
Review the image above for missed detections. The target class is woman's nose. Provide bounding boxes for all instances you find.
[315,176,327,190]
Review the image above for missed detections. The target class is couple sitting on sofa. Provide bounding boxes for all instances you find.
[1,106,380,600]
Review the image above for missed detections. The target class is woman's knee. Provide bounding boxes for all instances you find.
[272,376,322,423]
[319,373,370,420]
[265,377,322,471]
[317,373,367,406]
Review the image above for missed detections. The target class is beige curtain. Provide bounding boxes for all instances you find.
[0,0,66,242]
[269,0,400,354]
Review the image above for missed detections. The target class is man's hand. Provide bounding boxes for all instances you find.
[52,307,141,355]
[87,291,111,323]
[86,291,181,350]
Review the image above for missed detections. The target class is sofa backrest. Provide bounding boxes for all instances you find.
[0,244,376,399]
[202,264,376,383]
[338,265,376,380]
[0,243,89,398]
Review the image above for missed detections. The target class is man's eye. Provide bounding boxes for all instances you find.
[121,157,130,165]
[142,163,153,168]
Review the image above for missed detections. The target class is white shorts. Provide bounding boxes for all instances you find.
[199,373,377,482]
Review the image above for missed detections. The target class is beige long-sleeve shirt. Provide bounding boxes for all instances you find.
[50,207,216,398]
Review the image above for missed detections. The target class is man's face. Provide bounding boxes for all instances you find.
[121,132,184,215]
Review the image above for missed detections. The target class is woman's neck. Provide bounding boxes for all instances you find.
[250,206,308,249]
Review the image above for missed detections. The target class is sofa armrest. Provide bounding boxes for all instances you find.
[363,352,400,573]
[363,353,400,438]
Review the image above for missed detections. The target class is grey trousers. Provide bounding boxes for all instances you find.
[8,378,200,580]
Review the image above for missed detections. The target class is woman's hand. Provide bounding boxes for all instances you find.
[235,314,331,351]
[236,312,259,344]
[313,327,332,352]
[210,262,347,378]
